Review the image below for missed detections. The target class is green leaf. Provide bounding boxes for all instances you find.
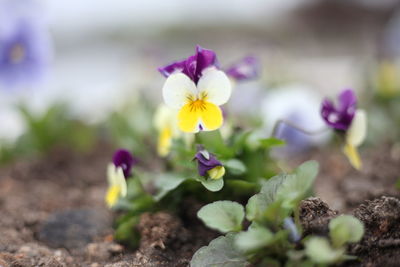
[153,173,187,201]
[246,161,319,222]
[305,236,345,264]
[232,130,252,152]
[196,176,224,192]
[197,201,245,233]
[190,233,249,267]
[197,131,234,158]
[276,160,319,209]
[245,174,288,221]
[223,159,247,175]
[114,215,141,249]
[235,226,274,252]
[259,137,286,149]
[329,215,364,247]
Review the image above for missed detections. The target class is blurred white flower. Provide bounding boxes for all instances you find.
[261,84,331,156]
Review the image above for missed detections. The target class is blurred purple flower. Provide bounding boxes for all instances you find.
[226,56,260,81]
[275,112,313,154]
[0,0,52,89]
[283,217,300,242]
[194,150,223,177]
[321,89,356,131]
[158,45,219,84]
[112,149,136,178]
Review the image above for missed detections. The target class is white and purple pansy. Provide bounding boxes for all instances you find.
[106,149,137,208]
[159,45,232,133]
[321,89,367,169]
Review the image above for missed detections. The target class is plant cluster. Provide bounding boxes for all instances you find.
[103,45,366,266]
[192,161,364,266]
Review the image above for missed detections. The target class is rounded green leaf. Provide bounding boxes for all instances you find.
[190,233,248,267]
[329,215,364,247]
[235,226,274,252]
[223,159,247,175]
[197,201,245,233]
[197,176,224,192]
[305,237,345,264]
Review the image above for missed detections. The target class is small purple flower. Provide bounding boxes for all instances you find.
[226,56,260,81]
[112,149,136,178]
[321,89,357,131]
[0,0,52,89]
[194,150,223,177]
[158,45,219,84]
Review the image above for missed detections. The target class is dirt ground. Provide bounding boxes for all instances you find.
[0,143,399,266]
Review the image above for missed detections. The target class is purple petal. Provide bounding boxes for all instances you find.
[195,151,222,177]
[157,59,186,78]
[226,56,260,81]
[158,45,219,84]
[338,89,357,112]
[193,45,219,83]
[320,89,357,131]
[112,149,136,178]
[0,6,52,89]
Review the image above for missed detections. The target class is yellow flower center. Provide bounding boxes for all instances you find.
[10,44,25,64]
[187,92,208,112]
[189,99,206,111]
[178,92,223,133]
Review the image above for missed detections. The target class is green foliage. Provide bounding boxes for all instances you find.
[0,103,96,164]
[197,201,245,233]
[223,159,246,175]
[235,225,274,252]
[305,237,345,264]
[190,233,249,267]
[191,160,364,266]
[245,161,318,223]
[259,137,286,149]
[329,215,364,248]
[151,173,187,201]
[114,215,141,248]
[196,176,224,192]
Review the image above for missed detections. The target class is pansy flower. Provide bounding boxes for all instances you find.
[321,89,367,169]
[226,56,260,82]
[106,149,135,208]
[0,0,52,89]
[194,150,225,180]
[159,45,232,133]
[153,104,180,157]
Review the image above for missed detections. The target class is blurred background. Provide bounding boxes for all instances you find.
[2,0,400,160]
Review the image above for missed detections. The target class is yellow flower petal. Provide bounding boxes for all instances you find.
[105,185,121,208]
[158,126,172,157]
[178,101,223,133]
[207,166,225,179]
[343,143,362,170]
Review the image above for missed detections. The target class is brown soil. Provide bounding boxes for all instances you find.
[0,145,215,266]
[0,144,399,266]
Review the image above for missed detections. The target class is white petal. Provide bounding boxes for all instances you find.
[107,164,117,185]
[115,167,127,197]
[346,109,367,147]
[153,104,181,137]
[197,68,232,105]
[153,104,173,130]
[162,73,197,109]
